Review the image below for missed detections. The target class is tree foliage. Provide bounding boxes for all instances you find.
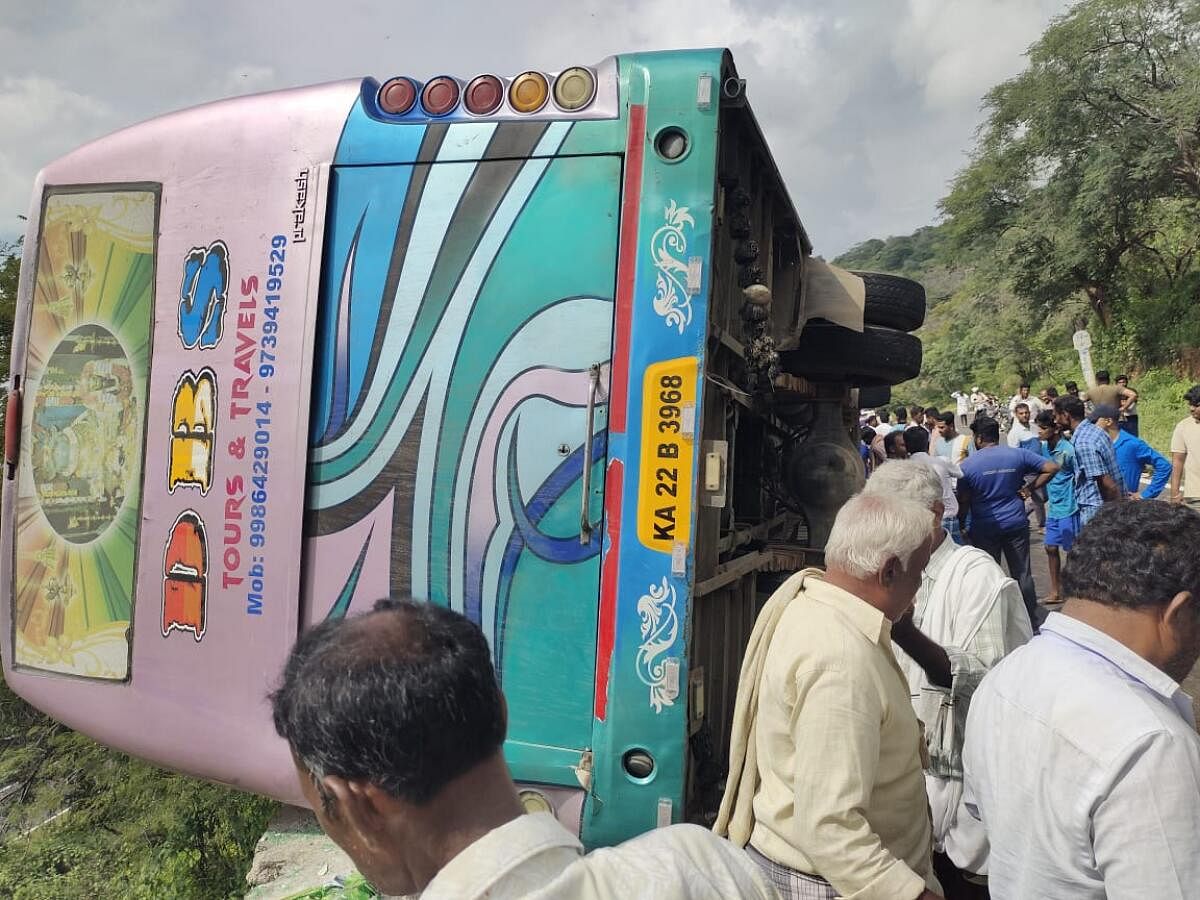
[1,679,276,899]
[837,0,1200,442]
[942,0,1200,344]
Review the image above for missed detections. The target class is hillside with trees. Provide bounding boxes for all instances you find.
[838,0,1200,451]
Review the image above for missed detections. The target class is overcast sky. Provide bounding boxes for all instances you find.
[0,0,1071,256]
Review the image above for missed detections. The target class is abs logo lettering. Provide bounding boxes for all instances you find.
[162,510,208,640]
[169,368,217,495]
[179,241,230,349]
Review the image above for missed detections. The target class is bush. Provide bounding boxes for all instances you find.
[0,679,276,899]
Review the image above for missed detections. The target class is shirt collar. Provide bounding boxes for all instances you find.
[1040,612,1196,725]
[804,574,887,643]
[421,812,581,900]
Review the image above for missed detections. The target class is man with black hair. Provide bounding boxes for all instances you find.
[895,406,910,428]
[1170,384,1200,510]
[1084,370,1137,422]
[956,417,1058,626]
[1095,405,1171,501]
[962,501,1200,898]
[1115,375,1139,435]
[1053,395,1122,525]
[885,430,909,460]
[1007,383,1043,418]
[270,598,774,899]
[1034,410,1078,604]
[937,412,972,465]
[923,407,941,435]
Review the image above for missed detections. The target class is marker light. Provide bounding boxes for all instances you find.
[378,77,417,115]
[464,74,504,115]
[421,76,461,117]
[509,71,549,113]
[553,67,596,111]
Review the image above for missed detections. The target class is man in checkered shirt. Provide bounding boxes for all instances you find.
[1054,395,1123,525]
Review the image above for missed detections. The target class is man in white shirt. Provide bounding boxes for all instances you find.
[951,392,971,430]
[1007,383,1043,418]
[271,598,775,900]
[904,426,964,544]
[716,493,943,900]
[1004,403,1039,451]
[864,461,1031,898]
[962,501,1200,899]
[1006,402,1047,529]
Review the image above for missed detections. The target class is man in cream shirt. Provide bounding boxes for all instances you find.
[716,492,943,900]
[1170,383,1200,509]
[864,461,1031,897]
[271,598,775,900]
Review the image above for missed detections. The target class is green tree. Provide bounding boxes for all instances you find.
[942,0,1200,331]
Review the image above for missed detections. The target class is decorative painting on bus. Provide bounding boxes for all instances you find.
[304,122,620,760]
[13,186,157,679]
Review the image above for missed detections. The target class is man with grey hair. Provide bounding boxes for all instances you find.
[716,492,944,900]
[864,461,1032,898]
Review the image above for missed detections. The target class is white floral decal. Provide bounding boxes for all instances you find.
[636,578,681,712]
[651,201,695,333]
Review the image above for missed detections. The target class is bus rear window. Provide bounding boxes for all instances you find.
[12,185,158,681]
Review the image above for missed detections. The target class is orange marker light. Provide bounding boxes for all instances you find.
[509,71,549,114]
[553,67,595,111]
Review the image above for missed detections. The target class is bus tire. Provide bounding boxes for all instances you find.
[781,324,922,387]
[853,272,927,332]
[857,385,891,409]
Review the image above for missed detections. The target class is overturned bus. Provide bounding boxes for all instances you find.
[1,48,923,847]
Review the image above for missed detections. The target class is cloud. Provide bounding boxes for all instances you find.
[0,75,115,229]
[0,0,1071,253]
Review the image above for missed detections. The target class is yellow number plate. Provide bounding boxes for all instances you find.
[637,357,697,550]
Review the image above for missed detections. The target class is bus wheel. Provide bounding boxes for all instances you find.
[852,271,927,332]
[781,324,922,387]
[856,385,891,409]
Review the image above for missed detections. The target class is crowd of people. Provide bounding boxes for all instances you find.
[262,379,1200,900]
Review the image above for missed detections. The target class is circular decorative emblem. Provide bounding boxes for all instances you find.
[31,324,138,544]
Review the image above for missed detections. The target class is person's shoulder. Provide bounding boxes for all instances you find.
[581,827,773,899]
[772,594,859,666]
[947,543,1010,585]
[959,450,983,471]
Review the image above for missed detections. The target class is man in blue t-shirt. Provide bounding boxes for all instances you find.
[1035,410,1079,604]
[1095,407,1172,500]
[957,416,1060,626]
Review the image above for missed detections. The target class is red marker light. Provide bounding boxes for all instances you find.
[421,76,461,117]
[378,77,418,115]
[464,74,503,115]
